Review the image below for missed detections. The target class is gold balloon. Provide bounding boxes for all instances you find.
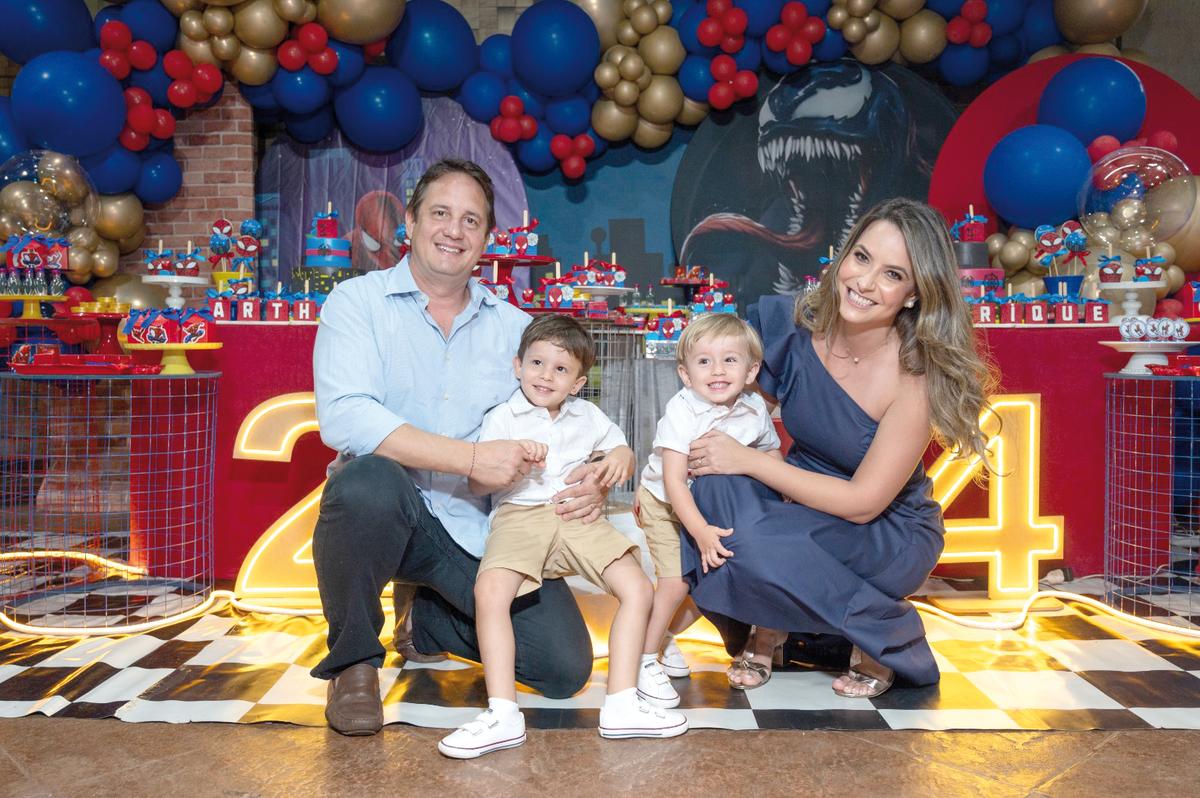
[38,152,92,206]
[985,233,1007,258]
[899,9,946,64]
[210,33,242,61]
[606,44,630,64]
[890,49,908,65]
[1111,198,1147,230]
[91,273,168,309]
[229,45,276,85]
[300,1,317,23]
[613,80,640,106]
[592,99,640,142]
[1167,264,1186,293]
[863,9,881,31]
[94,193,145,242]
[618,52,646,80]
[675,97,708,126]
[1009,229,1036,250]
[161,0,202,14]
[638,26,686,75]
[233,0,288,49]
[92,240,120,279]
[622,0,643,15]
[1008,269,1045,297]
[181,10,209,40]
[1053,0,1147,45]
[652,0,672,24]
[1083,211,1111,229]
[846,0,877,15]
[1091,225,1121,248]
[1028,45,1069,63]
[632,118,673,149]
[1120,226,1153,254]
[180,35,221,66]
[594,62,621,90]
[1076,42,1121,57]
[851,13,899,64]
[827,6,849,28]
[117,225,148,256]
[67,226,100,251]
[878,0,923,19]
[1157,180,1200,272]
[274,0,308,22]
[0,212,18,239]
[203,5,235,35]
[318,0,406,45]
[998,241,1030,274]
[570,0,623,49]
[0,182,65,235]
[843,18,868,44]
[1153,241,1176,265]
[630,5,659,35]
[637,75,684,124]
[1024,255,1049,278]
[636,68,653,90]
[67,247,92,281]
[617,19,640,46]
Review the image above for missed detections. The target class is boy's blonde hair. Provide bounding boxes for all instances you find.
[676,313,764,365]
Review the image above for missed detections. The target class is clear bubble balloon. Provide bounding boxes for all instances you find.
[1079,146,1195,244]
[0,150,98,238]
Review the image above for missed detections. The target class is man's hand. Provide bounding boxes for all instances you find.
[470,440,535,493]
[553,461,609,523]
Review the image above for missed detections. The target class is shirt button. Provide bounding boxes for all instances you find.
[443,393,450,400]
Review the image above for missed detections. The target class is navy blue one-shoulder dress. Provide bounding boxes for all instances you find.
[682,295,945,686]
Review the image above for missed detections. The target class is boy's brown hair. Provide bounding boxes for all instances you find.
[676,313,764,365]
[517,315,596,375]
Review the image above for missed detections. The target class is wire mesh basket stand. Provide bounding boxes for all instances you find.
[1105,373,1200,623]
[0,372,218,631]
[580,320,643,503]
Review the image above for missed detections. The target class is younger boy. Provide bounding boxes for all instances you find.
[438,315,688,759]
[635,314,782,707]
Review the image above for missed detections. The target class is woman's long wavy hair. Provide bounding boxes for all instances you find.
[795,197,997,464]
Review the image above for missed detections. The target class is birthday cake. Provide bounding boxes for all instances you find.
[304,208,352,270]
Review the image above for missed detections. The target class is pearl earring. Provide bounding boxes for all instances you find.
[904,298,917,308]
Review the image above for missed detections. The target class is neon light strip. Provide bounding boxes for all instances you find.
[0,551,148,577]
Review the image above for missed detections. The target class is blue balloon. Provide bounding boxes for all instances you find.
[129,64,172,106]
[761,43,798,76]
[12,51,124,157]
[511,0,600,98]
[136,152,183,204]
[334,66,423,152]
[197,82,224,110]
[926,0,964,15]
[804,0,831,14]
[986,0,1024,36]
[507,78,545,118]
[0,0,95,64]
[480,34,513,78]
[678,4,718,56]
[582,80,600,103]
[734,38,762,72]
[545,95,591,136]
[82,144,141,194]
[0,97,29,165]
[93,6,121,39]
[120,0,178,54]
[812,28,847,61]
[240,80,280,112]
[272,67,332,115]
[671,0,693,29]
[1020,0,1062,55]
[989,33,1023,69]
[678,55,715,102]
[458,71,507,122]
[1038,57,1146,144]
[286,107,335,144]
[328,41,365,89]
[738,0,785,38]
[516,127,557,174]
[387,0,478,92]
[938,43,989,87]
[983,124,1092,228]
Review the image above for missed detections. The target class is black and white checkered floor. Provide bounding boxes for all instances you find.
[3,589,1200,731]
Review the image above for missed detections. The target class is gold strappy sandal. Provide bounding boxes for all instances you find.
[831,646,894,699]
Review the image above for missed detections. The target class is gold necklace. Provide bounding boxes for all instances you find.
[828,331,892,365]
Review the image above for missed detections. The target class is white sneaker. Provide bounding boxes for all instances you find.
[637,658,680,708]
[658,637,691,678]
[599,696,688,739]
[437,708,526,759]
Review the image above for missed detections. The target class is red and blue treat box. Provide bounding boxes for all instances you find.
[236,297,261,321]
[292,298,318,321]
[1025,300,1049,324]
[1086,301,1110,324]
[208,296,232,321]
[264,299,290,322]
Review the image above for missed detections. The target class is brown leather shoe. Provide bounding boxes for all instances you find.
[392,582,447,663]
[325,662,384,736]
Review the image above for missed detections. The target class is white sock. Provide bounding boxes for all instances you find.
[488,697,520,719]
[661,633,677,649]
[640,653,657,665]
[604,687,638,711]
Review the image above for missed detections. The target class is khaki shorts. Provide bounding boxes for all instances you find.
[480,502,638,596]
[637,486,683,578]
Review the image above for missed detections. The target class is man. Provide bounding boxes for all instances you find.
[312,159,602,736]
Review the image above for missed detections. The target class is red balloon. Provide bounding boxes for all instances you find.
[800,16,826,42]
[780,1,808,29]
[152,108,176,140]
[99,20,132,52]
[786,37,812,66]
[705,0,731,16]
[1156,298,1184,318]
[696,18,724,48]
[192,63,223,94]
[127,103,155,134]
[195,89,214,105]
[1148,129,1179,153]
[124,87,152,107]
[561,155,586,180]
[498,117,522,144]
[499,95,524,118]
[518,114,538,140]
[961,0,988,24]
[732,70,758,98]
[127,40,157,71]
[721,8,748,36]
[65,286,94,304]
[489,117,504,139]
[573,134,595,158]
[968,22,992,48]
[120,126,149,151]
[364,39,387,60]
[720,35,744,54]
[1123,136,1148,147]
[163,50,194,81]
[707,81,735,111]
[550,133,574,160]
[1087,134,1121,161]
[277,40,306,71]
[765,25,791,53]
[945,17,971,45]
[309,47,339,75]
[709,54,737,81]
[168,79,197,109]
[296,22,329,54]
[99,50,131,80]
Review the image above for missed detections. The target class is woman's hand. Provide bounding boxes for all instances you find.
[688,430,757,477]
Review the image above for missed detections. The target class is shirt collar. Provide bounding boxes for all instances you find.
[680,386,756,415]
[506,388,586,419]
[383,256,498,308]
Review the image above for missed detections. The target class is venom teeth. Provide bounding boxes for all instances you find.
[758,135,863,174]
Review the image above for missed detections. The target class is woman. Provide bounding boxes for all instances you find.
[683,197,995,697]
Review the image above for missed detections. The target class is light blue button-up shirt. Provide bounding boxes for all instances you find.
[313,257,531,556]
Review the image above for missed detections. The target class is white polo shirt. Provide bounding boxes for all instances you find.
[479,388,628,511]
[640,387,781,503]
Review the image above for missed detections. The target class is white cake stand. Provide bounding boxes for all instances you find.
[1097,280,1165,323]
[141,275,211,310]
[1099,340,1192,374]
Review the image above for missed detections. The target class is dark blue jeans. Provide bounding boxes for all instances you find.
[310,455,593,699]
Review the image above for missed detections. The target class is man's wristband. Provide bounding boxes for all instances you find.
[467,442,477,479]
